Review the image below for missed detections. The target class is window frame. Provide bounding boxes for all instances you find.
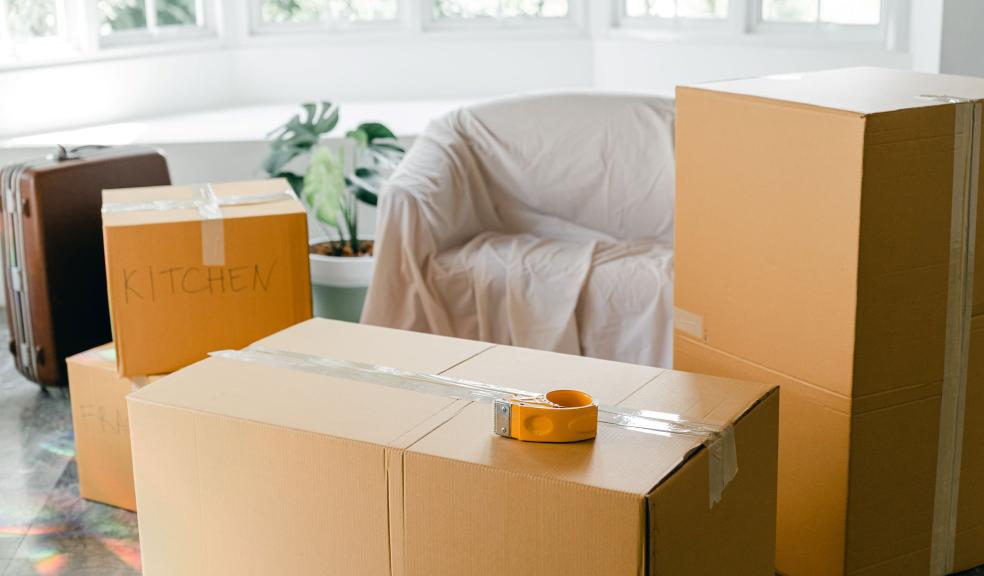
[0,0,78,60]
[97,0,219,49]
[0,0,910,71]
[248,0,407,36]
[617,0,734,32]
[421,0,584,33]
[614,0,908,50]
[752,0,888,45]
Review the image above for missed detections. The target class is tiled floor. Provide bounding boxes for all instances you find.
[0,350,140,576]
[0,336,982,576]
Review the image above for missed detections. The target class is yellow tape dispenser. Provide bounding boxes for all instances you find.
[493,389,598,443]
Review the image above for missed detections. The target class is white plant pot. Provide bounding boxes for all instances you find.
[309,237,375,288]
[308,237,375,322]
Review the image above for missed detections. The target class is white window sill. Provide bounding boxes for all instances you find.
[0,100,471,149]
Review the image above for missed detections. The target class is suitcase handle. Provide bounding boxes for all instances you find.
[48,145,111,162]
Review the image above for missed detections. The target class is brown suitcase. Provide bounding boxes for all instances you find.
[1,146,171,387]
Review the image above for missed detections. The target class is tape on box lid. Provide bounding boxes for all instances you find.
[210,346,739,508]
[102,183,294,267]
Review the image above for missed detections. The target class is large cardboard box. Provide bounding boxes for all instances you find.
[102,178,312,376]
[674,67,984,575]
[66,343,161,511]
[128,319,779,576]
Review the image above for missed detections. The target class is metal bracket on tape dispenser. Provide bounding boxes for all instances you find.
[493,389,598,443]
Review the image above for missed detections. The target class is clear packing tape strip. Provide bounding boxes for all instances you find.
[930,97,983,576]
[210,346,739,508]
[101,183,294,266]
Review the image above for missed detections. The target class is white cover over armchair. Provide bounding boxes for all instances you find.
[361,93,676,367]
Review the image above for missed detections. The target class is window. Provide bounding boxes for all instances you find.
[753,0,887,43]
[251,0,576,33]
[620,0,891,43]
[432,0,570,20]
[761,0,881,25]
[98,0,212,44]
[254,0,399,30]
[424,0,577,30]
[624,0,727,20]
[0,0,71,59]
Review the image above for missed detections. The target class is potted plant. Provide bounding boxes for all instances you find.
[262,101,405,321]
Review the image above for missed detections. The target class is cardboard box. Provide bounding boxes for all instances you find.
[128,318,779,576]
[674,67,984,575]
[66,343,161,511]
[102,178,312,376]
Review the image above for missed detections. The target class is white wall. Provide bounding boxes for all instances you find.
[3,0,969,140]
[940,0,984,78]
[909,0,944,72]
[593,38,911,95]
[0,35,922,139]
[0,49,236,137]
[233,39,594,103]
[0,37,593,139]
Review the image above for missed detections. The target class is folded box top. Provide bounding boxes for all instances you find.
[102,178,305,227]
[684,66,984,115]
[128,319,774,497]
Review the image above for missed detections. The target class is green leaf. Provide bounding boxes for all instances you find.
[345,122,399,153]
[345,128,369,149]
[371,141,405,153]
[353,187,378,206]
[357,122,396,143]
[262,101,339,176]
[275,172,305,196]
[262,149,301,176]
[302,147,346,230]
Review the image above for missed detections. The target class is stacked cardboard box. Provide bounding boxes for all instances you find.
[674,67,984,575]
[66,345,160,511]
[67,178,312,509]
[101,179,313,376]
[128,318,780,576]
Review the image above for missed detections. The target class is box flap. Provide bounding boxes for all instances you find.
[252,318,493,373]
[129,319,492,446]
[686,67,984,115]
[619,370,774,429]
[67,342,162,385]
[102,178,305,227]
[67,342,118,369]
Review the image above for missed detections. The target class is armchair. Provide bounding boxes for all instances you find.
[362,93,676,367]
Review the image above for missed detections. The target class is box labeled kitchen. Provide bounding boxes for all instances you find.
[128,319,779,576]
[102,178,312,376]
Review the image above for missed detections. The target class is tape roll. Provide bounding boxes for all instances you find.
[493,389,598,443]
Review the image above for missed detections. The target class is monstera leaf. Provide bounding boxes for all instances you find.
[343,122,404,207]
[302,147,346,229]
[346,122,394,146]
[263,102,340,176]
[275,172,305,196]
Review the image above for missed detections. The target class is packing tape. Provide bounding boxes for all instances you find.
[210,346,739,507]
[929,97,982,576]
[101,184,295,267]
[193,184,226,266]
[673,307,705,341]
